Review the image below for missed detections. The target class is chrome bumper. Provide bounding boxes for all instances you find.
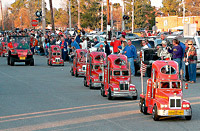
[92,82,102,88]
[111,91,137,97]
[157,109,192,116]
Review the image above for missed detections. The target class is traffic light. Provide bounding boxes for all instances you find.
[35,11,42,23]
[123,15,130,20]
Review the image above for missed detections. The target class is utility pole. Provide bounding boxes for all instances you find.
[49,0,55,33]
[182,0,185,24]
[122,0,125,31]
[132,0,134,33]
[77,0,80,29]
[0,0,4,30]
[42,0,46,35]
[101,0,103,32]
[69,0,72,31]
[107,0,111,40]
[111,2,113,38]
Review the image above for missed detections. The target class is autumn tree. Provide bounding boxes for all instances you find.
[161,0,181,16]
[185,0,200,16]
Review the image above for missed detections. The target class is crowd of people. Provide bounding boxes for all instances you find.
[1,29,197,83]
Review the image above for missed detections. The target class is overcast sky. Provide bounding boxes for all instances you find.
[2,0,163,8]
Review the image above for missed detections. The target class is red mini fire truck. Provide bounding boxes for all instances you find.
[84,52,106,89]
[101,54,138,100]
[47,45,64,66]
[71,49,87,77]
[139,60,192,121]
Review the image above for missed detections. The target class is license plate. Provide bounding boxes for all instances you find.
[56,62,59,64]
[168,110,184,115]
[20,57,25,60]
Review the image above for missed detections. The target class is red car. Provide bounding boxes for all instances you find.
[139,60,192,121]
[84,52,106,89]
[71,49,88,77]
[47,45,64,66]
[101,54,138,100]
[7,36,34,66]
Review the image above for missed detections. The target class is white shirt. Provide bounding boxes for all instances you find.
[81,40,87,49]
[141,45,149,50]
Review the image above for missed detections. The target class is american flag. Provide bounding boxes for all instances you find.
[140,62,147,76]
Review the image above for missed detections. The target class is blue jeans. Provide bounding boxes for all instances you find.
[128,58,135,75]
[174,58,182,73]
[182,61,186,79]
[188,63,196,82]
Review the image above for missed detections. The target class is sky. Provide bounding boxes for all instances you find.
[2,0,163,8]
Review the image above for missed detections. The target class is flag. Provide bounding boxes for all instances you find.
[140,62,147,76]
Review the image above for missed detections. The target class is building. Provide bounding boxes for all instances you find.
[156,16,200,32]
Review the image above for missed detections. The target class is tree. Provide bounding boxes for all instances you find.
[185,0,200,16]
[161,0,181,16]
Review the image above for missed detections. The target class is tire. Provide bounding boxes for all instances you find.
[139,99,143,113]
[30,59,34,66]
[50,61,52,66]
[152,105,160,121]
[185,107,192,120]
[131,90,138,100]
[141,100,148,115]
[10,58,14,66]
[75,70,78,77]
[108,88,113,100]
[47,60,49,66]
[101,84,106,97]
[84,77,88,87]
[71,68,74,76]
[25,61,30,66]
[7,56,10,65]
[89,79,93,89]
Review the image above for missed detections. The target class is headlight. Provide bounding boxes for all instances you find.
[130,87,135,91]
[161,104,168,108]
[183,104,190,108]
[125,81,129,84]
[113,88,119,91]
[79,69,81,71]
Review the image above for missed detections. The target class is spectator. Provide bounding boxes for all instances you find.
[60,37,68,61]
[75,34,81,44]
[123,39,137,76]
[168,39,183,72]
[120,35,127,49]
[145,40,151,48]
[118,46,123,54]
[81,37,87,49]
[43,39,50,56]
[97,44,104,52]
[158,41,171,60]
[71,37,80,49]
[110,35,121,54]
[185,40,197,83]
[104,41,111,56]
[86,37,91,48]
[141,40,149,50]
[122,30,126,36]
[38,45,45,56]
[94,37,99,46]
[81,28,85,36]
[160,34,171,48]
[66,35,72,46]
[56,37,61,45]
[183,40,189,81]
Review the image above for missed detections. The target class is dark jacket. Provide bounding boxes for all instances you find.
[105,44,111,56]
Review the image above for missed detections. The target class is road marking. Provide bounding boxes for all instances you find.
[1,110,140,131]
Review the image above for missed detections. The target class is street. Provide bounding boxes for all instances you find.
[0,55,200,131]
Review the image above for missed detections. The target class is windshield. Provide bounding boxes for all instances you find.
[160,82,181,89]
[122,70,129,76]
[113,70,120,76]
[11,36,30,49]
[160,82,170,88]
[113,70,129,76]
[161,66,176,74]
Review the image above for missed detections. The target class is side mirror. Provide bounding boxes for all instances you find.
[185,83,188,89]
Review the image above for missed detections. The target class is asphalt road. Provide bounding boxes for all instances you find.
[0,55,200,131]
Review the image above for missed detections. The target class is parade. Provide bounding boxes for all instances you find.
[0,0,200,130]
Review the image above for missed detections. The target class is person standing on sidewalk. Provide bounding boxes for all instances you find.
[123,39,137,76]
[185,40,197,83]
[110,36,121,54]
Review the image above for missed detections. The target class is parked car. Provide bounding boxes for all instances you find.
[89,42,113,54]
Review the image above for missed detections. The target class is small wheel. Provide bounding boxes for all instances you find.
[131,90,138,100]
[108,88,113,100]
[139,99,143,113]
[71,68,74,76]
[30,59,34,66]
[7,57,10,65]
[47,59,49,66]
[152,105,160,121]
[141,100,148,115]
[185,107,192,120]
[25,61,30,66]
[101,84,106,97]
[75,70,78,77]
[84,77,87,87]
[11,58,14,66]
[89,79,93,89]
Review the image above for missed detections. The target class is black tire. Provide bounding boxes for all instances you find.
[185,107,192,120]
[7,56,10,65]
[152,105,160,121]
[84,77,88,87]
[47,60,49,66]
[10,58,14,66]
[50,61,52,66]
[89,79,93,89]
[71,68,74,76]
[139,99,143,113]
[75,70,78,77]
[30,59,34,66]
[25,61,30,66]
[101,84,106,97]
[141,100,148,115]
[108,88,113,100]
[131,90,138,100]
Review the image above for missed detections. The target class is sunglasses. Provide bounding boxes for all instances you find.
[188,44,192,45]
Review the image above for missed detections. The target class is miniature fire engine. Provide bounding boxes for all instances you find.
[84,52,106,89]
[101,54,138,100]
[139,60,192,121]
[71,49,87,77]
[47,45,64,66]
